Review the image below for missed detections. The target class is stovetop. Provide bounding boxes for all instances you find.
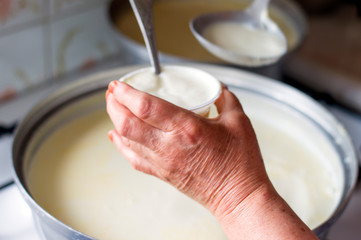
[0,56,361,239]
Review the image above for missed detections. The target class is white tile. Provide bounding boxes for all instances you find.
[50,5,120,77]
[0,0,46,32]
[0,26,46,96]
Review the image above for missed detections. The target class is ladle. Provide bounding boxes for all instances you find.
[190,0,287,67]
[129,0,161,74]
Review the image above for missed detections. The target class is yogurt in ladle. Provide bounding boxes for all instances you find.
[202,21,287,59]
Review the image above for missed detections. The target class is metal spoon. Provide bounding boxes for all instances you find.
[129,0,161,74]
[190,0,287,67]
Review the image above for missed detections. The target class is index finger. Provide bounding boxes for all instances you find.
[109,81,197,131]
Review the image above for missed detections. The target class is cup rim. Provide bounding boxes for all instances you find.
[118,65,222,112]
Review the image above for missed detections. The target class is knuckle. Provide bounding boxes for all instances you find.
[149,134,160,148]
[136,95,153,119]
[160,157,178,180]
[118,112,132,137]
[167,160,179,174]
[131,161,144,172]
[118,81,131,94]
[168,117,204,145]
[162,165,177,182]
[162,169,172,182]
[182,119,203,144]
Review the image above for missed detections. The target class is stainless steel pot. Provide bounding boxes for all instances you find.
[12,64,358,239]
[108,0,307,79]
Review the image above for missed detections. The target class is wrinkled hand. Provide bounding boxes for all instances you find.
[106,80,270,218]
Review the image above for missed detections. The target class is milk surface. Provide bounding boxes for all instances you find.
[28,110,228,240]
[237,91,343,229]
[203,22,287,58]
[122,66,220,111]
[27,91,343,240]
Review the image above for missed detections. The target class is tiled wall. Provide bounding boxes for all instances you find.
[0,0,121,103]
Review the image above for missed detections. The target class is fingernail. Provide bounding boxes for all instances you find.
[105,89,110,100]
[108,81,118,93]
[107,131,114,142]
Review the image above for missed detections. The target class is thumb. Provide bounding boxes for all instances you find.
[214,87,245,115]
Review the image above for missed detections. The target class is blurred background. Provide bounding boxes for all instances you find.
[0,0,118,103]
[0,0,360,111]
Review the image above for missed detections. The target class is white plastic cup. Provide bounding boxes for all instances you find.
[119,65,222,117]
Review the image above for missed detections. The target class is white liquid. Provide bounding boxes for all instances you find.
[235,91,343,230]
[27,91,343,240]
[203,22,287,58]
[28,110,228,240]
[122,66,220,115]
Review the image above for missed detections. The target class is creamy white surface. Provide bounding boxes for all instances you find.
[28,110,228,240]
[236,91,343,229]
[203,21,287,58]
[122,66,220,113]
[27,91,343,239]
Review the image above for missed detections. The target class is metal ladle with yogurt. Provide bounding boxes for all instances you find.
[190,0,287,67]
[124,0,222,117]
[129,0,161,74]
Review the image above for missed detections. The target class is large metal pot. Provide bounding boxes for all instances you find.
[12,64,358,239]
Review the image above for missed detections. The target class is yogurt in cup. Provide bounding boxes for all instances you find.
[119,65,222,117]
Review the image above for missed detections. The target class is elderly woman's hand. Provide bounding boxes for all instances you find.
[106,80,317,240]
[106,81,267,214]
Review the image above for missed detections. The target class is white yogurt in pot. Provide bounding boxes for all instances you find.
[235,91,344,229]
[27,87,343,240]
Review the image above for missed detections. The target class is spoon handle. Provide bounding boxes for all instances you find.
[129,0,161,74]
[245,0,270,25]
